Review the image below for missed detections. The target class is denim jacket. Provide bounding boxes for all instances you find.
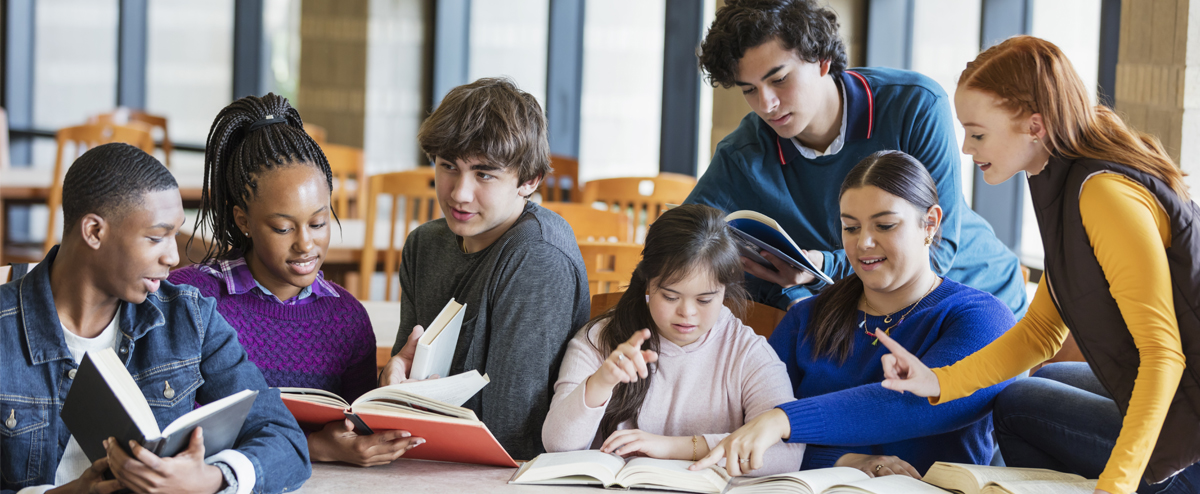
[0,248,311,494]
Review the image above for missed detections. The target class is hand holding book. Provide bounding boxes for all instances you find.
[308,418,422,466]
[741,248,825,290]
[104,427,225,494]
[379,325,427,386]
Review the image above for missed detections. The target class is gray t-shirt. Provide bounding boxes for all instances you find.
[393,201,590,460]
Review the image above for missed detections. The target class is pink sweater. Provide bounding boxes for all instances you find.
[542,306,806,475]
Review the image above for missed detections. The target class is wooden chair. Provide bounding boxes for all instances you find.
[540,202,631,242]
[322,143,367,219]
[43,123,156,254]
[539,155,582,202]
[582,176,696,243]
[589,290,787,338]
[90,109,172,168]
[358,168,441,300]
[305,124,328,145]
[578,241,641,295]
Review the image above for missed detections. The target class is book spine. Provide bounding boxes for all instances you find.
[410,343,433,380]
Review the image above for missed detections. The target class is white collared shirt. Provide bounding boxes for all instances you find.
[791,78,849,158]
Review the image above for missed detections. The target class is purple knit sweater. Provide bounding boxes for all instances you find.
[168,265,377,402]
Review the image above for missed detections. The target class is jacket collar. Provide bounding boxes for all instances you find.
[18,245,166,365]
[775,69,875,165]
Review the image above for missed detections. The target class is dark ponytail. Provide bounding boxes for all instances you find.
[807,150,940,363]
[591,204,749,438]
[192,93,336,263]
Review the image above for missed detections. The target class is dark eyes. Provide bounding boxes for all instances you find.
[971,134,984,140]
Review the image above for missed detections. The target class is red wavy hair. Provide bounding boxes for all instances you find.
[959,35,1189,200]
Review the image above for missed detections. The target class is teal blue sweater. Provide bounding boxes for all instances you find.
[686,67,1027,316]
[770,278,1015,472]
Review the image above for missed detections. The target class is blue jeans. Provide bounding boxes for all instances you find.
[994,362,1200,494]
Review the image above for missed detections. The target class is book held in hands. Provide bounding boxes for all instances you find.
[60,347,257,463]
[279,369,517,467]
[409,298,466,381]
[725,210,835,285]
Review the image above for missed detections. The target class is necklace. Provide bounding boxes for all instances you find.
[860,277,940,345]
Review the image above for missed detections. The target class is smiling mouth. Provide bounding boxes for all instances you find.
[288,258,317,267]
[861,258,886,266]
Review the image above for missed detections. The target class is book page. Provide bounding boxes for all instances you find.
[276,387,350,408]
[827,475,949,494]
[982,480,1096,494]
[360,370,488,407]
[950,463,1085,484]
[728,467,869,494]
[511,451,624,485]
[620,458,730,494]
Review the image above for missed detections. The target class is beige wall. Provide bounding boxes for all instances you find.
[297,0,369,147]
[708,0,867,158]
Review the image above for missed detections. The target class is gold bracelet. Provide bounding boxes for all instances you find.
[691,435,699,461]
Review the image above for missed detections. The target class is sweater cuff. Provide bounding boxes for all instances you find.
[800,446,853,470]
[781,284,814,307]
[777,401,825,444]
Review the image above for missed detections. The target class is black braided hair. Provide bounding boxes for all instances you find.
[193,93,336,263]
[62,142,177,235]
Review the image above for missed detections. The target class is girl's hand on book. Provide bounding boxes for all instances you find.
[690,408,791,476]
[308,419,423,467]
[876,330,941,398]
[103,428,224,494]
[740,249,823,289]
[834,453,921,479]
[49,457,123,494]
[585,329,660,406]
[600,429,698,460]
[380,325,425,386]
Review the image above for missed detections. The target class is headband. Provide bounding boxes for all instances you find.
[247,114,287,133]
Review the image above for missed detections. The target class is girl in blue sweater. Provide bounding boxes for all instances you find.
[693,150,1015,477]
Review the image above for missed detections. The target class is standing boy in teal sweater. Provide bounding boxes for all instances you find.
[686,0,1026,315]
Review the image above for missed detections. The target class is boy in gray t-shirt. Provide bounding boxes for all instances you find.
[379,77,590,460]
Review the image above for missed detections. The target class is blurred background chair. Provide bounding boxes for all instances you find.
[540,202,630,243]
[89,108,172,168]
[322,143,367,219]
[357,167,440,300]
[40,122,156,255]
[577,241,640,295]
[539,154,582,203]
[582,175,696,243]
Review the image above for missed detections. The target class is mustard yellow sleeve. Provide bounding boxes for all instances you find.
[930,275,1070,404]
[1077,174,1183,494]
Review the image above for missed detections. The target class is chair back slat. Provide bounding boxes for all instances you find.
[539,155,582,202]
[322,143,367,219]
[581,175,696,243]
[540,202,631,243]
[577,241,641,295]
[359,168,440,300]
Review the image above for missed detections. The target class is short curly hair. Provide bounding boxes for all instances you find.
[698,0,848,89]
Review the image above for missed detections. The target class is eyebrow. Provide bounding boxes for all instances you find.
[267,205,329,220]
[733,65,785,86]
[840,211,900,220]
[151,222,178,231]
[662,287,721,296]
[470,163,503,172]
[960,121,982,128]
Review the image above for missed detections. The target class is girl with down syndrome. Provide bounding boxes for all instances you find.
[542,204,806,475]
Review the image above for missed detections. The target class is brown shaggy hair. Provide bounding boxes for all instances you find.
[417,77,551,186]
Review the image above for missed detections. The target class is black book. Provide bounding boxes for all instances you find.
[61,348,257,463]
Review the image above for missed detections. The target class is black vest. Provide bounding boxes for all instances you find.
[1028,156,1200,483]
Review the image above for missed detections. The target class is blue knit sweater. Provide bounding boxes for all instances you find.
[686,67,1027,317]
[769,278,1015,473]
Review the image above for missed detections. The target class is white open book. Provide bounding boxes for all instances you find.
[922,462,1094,494]
[510,450,731,493]
[409,298,467,380]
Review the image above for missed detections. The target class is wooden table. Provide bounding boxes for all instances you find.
[296,459,575,493]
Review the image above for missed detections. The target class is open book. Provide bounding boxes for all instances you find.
[726,467,946,494]
[725,210,835,285]
[279,370,516,467]
[509,450,732,493]
[61,348,258,463]
[922,462,1095,494]
[409,298,466,380]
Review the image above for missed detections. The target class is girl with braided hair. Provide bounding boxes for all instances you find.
[169,93,420,467]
